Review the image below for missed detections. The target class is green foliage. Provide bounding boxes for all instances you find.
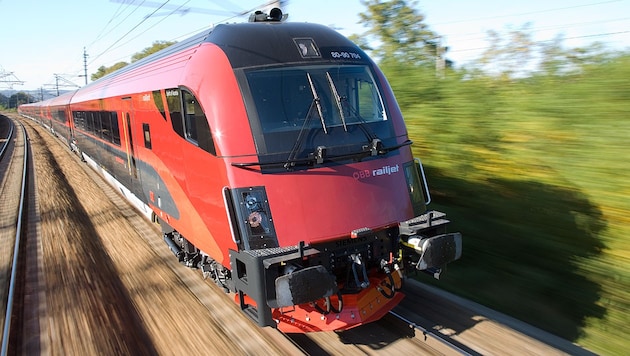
[4,91,36,107]
[91,61,129,81]
[358,0,438,65]
[0,93,7,108]
[355,3,628,352]
[476,23,536,77]
[91,40,177,81]
[130,40,177,63]
[391,52,630,354]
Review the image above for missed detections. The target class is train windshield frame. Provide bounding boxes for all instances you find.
[241,64,397,166]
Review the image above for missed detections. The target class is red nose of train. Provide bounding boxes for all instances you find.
[271,271,405,332]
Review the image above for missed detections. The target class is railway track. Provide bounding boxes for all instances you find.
[280,308,474,355]
[387,310,476,355]
[0,115,30,355]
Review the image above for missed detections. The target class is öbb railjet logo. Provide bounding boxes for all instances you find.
[352,164,400,180]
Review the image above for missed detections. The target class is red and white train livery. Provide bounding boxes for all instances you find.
[20,8,461,332]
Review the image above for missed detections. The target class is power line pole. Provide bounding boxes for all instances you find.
[77,47,89,85]
[50,74,80,96]
[82,47,88,85]
[55,74,60,96]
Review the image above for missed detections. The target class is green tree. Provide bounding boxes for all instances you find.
[476,23,536,79]
[0,93,8,109]
[131,40,176,62]
[91,61,129,81]
[538,34,572,77]
[564,42,615,70]
[91,40,177,81]
[8,92,35,108]
[357,0,438,66]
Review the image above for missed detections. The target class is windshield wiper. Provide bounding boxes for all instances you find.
[284,73,327,169]
[326,72,347,132]
[308,73,327,134]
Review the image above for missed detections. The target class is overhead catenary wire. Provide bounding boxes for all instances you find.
[86,1,275,68]
[44,0,628,89]
[103,0,192,56]
[438,16,630,49]
[415,1,630,65]
[88,0,173,66]
[87,0,147,49]
[426,0,623,27]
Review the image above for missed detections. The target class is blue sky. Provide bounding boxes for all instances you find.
[1,0,628,91]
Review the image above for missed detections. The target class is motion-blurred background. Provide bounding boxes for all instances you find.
[2,1,628,354]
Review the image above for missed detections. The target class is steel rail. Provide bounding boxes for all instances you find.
[388,310,477,356]
[0,116,14,159]
[1,122,29,356]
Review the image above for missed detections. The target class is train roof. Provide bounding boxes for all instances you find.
[93,17,368,85]
[208,21,368,68]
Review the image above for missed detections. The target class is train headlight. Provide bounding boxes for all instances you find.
[229,186,279,250]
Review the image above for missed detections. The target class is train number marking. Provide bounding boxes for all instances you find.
[330,51,361,59]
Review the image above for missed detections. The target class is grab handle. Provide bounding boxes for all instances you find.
[414,158,432,205]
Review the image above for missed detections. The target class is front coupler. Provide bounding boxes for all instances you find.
[399,210,462,279]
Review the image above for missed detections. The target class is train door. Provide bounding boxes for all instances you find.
[66,105,75,145]
[121,97,143,197]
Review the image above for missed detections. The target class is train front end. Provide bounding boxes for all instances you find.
[214,12,462,333]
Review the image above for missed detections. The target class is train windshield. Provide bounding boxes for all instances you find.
[244,64,395,164]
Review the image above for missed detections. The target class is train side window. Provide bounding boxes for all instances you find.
[182,90,216,156]
[153,90,167,121]
[165,88,185,138]
[183,95,198,142]
[90,112,98,135]
[143,123,152,149]
[88,111,101,138]
[52,109,66,123]
[86,112,93,133]
[73,111,86,130]
[101,111,113,142]
[111,112,121,145]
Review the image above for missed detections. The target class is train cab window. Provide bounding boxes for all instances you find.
[182,90,216,156]
[243,64,393,156]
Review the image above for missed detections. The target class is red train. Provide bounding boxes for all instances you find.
[19,8,461,332]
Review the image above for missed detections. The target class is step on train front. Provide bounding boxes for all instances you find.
[19,8,461,333]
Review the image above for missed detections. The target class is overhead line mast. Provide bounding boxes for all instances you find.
[0,68,24,89]
[81,47,89,86]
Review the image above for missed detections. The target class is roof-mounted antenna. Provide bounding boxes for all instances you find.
[249,8,288,22]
